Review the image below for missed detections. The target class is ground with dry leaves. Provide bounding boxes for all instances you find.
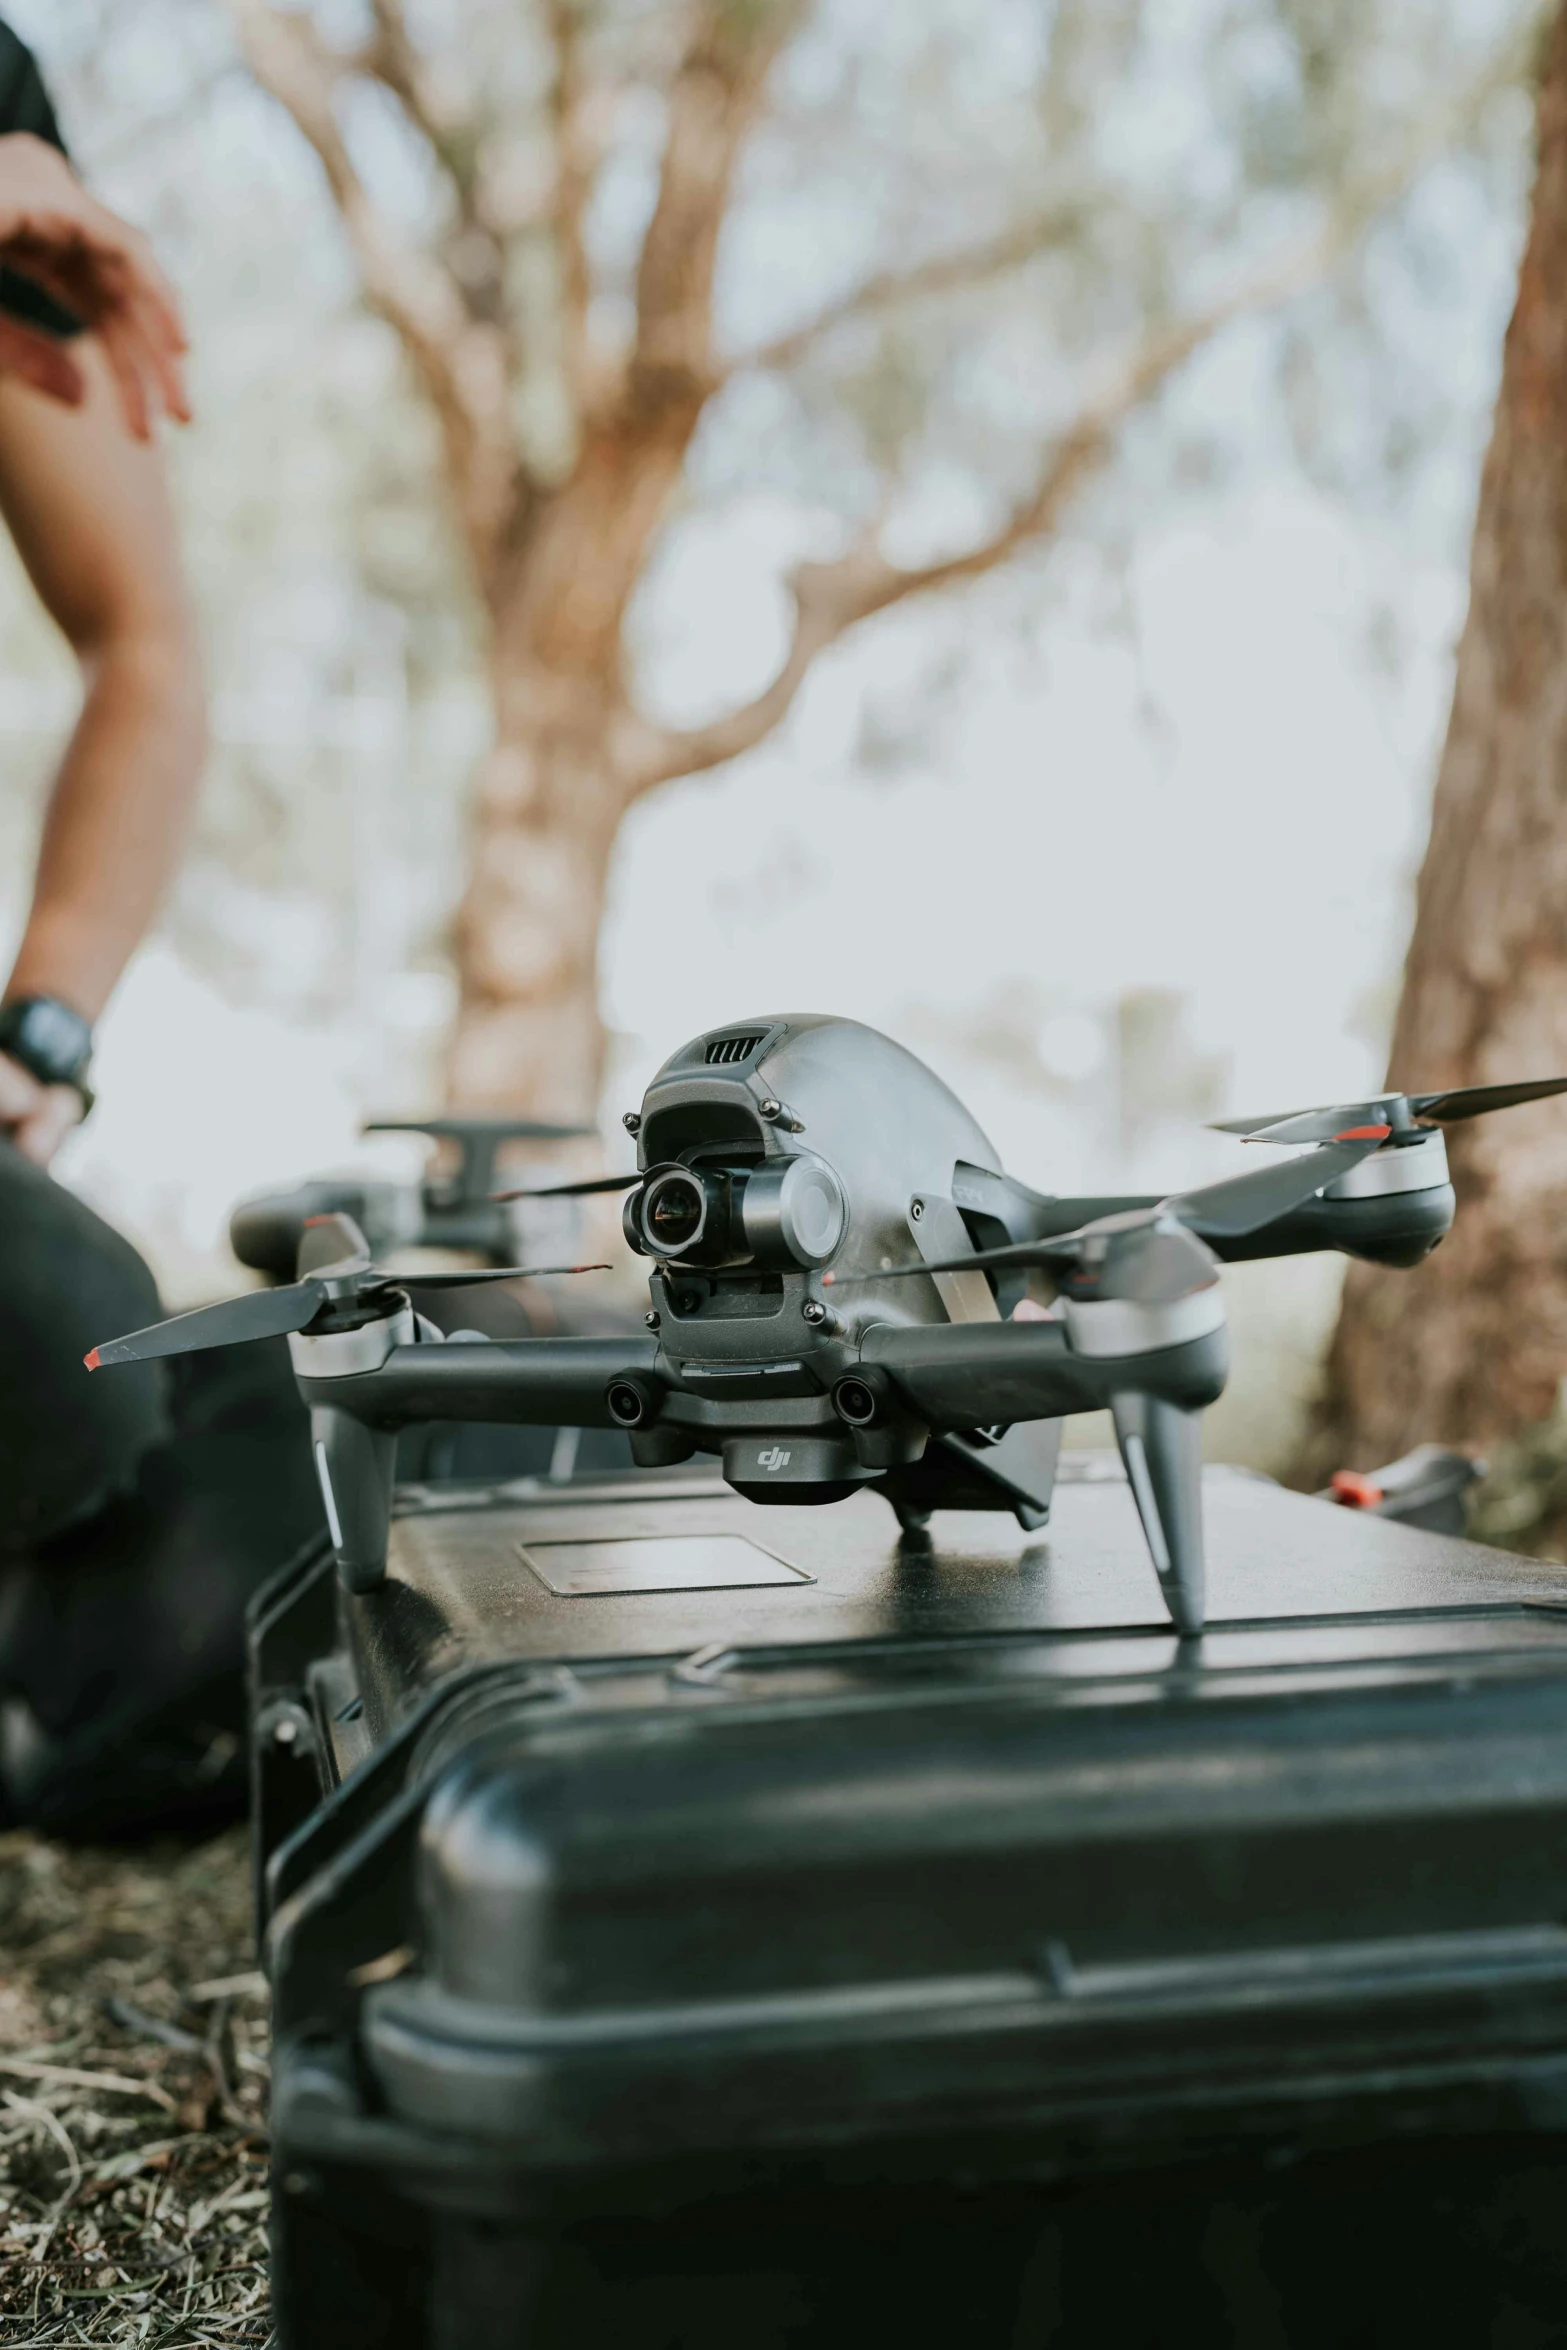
[0,1830,269,2346]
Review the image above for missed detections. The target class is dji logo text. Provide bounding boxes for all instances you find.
[757,1446,791,1472]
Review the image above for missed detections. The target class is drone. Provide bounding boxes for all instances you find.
[227,1112,592,1278]
[87,1017,1567,1637]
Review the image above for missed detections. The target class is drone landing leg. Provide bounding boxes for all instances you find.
[890,1494,934,1550]
[1109,1392,1206,1636]
[311,1407,396,1593]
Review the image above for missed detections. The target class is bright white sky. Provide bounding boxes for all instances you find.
[604,477,1456,1179]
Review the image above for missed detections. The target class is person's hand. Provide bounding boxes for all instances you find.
[0,134,189,440]
[0,1050,82,1166]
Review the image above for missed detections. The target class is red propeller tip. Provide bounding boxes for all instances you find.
[302,1214,336,1226]
[1335,1124,1392,1142]
[83,1347,101,1371]
[822,1272,837,1286]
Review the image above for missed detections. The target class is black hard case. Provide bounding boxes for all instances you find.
[252,1464,1567,2347]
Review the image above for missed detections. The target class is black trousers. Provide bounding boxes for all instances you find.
[0,1144,324,1834]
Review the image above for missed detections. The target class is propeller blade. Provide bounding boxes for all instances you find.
[1210,1103,1347,1138]
[298,1212,373,1277]
[1224,1104,1395,1148]
[1097,1222,1221,1306]
[395,1263,612,1287]
[1171,1131,1389,1239]
[1410,1075,1567,1122]
[834,1133,1388,1289]
[1216,1075,1567,1143]
[87,1280,324,1370]
[365,1116,592,1142]
[491,1171,644,1202]
[836,1221,1218,1305]
[827,1236,1056,1284]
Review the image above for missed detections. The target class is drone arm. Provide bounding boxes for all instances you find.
[289,1335,659,1593]
[862,1317,1087,1424]
[994,1178,1453,1276]
[292,1335,661,1431]
[860,1318,1227,1430]
[1199,1184,1455,1269]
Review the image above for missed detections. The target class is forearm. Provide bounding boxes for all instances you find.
[6,627,205,1017]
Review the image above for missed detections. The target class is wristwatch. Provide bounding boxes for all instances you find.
[0,995,95,1114]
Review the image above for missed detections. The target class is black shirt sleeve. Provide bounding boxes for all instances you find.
[0,21,81,338]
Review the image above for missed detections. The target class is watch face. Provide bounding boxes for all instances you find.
[5,996,91,1085]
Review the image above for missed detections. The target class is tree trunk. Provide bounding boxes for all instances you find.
[1313,1,1567,1474]
[447,661,629,1123]
[444,435,703,1122]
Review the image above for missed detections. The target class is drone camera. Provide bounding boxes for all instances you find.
[639,1168,712,1255]
[626,1153,848,1272]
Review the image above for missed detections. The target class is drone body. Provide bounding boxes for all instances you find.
[90,1015,1567,1636]
[619,1017,1025,1499]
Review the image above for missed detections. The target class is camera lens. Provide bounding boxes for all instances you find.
[641,1169,708,1256]
[833,1376,879,1426]
[606,1379,652,1427]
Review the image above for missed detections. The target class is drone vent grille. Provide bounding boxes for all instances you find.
[705,1032,765,1066]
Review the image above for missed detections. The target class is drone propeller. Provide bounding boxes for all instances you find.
[365,1115,590,1143]
[491,1169,644,1202]
[834,1128,1389,1297]
[1215,1075,1567,1148]
[393,1265,611,1287]
[296,1211,372,1275]
[87,1211,610,1371]
[86,1283,335,1368]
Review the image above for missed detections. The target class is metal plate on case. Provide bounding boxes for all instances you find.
[518,1534,816,1597]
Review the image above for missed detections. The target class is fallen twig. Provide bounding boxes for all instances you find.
[105,1995,207,2058]
[0,2055,175,2110]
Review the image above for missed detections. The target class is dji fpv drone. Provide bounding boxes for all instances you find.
[87,1017,1567,1636]
[228,1112,593,1278]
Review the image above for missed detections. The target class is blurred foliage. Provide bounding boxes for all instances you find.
[1467,1382,1567,1560]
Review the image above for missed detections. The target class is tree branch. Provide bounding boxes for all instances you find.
[359,0,518,367]
[363,0,479,210]
[224,0,525,596]
[543,0,595,408]
[631,0,806,407]
[624,171,1448,794]
[722,201,1093,382]
[624,22,1527,795]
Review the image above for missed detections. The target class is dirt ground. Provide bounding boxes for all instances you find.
[0,1829,269,2346]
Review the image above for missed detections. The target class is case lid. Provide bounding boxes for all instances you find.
[330,1472,1567,2171]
